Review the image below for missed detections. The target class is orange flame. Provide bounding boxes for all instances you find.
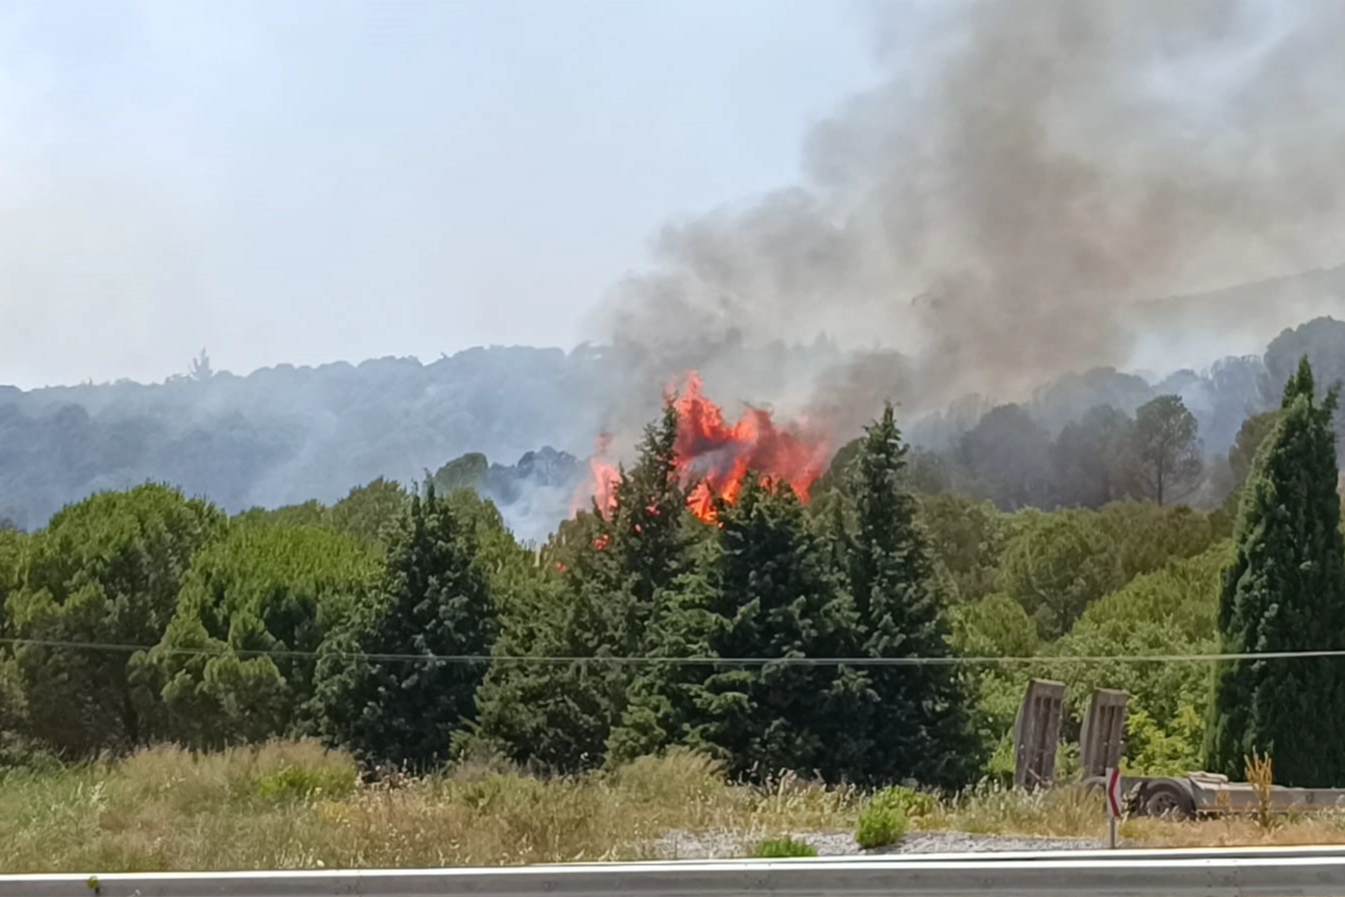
[574,433,621,517]
[575,371,831,524]
[673,372,829,522]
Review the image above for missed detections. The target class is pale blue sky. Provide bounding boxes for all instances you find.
[0,0,880,387]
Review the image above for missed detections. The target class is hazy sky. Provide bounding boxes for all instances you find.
[0,0,879,388]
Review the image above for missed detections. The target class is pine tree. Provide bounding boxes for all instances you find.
[606,402,689,658]
[848,403,981,788]
[1132,395,1203,506]
[471,404,690,771]
[8,484,226,755]
[466,510,631,771]
[614,477,865,780]
[606,533,720,765]
[702,478,868,779]
[1205,357,1345,786]
[312,483,497,772]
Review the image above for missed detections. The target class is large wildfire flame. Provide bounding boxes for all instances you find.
[577,372,831,523]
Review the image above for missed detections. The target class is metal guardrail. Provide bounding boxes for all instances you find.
[6,846,1345,897]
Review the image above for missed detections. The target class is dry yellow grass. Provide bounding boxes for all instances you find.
[4,743,1345,873]
[925,781,1345,849]
[0,742,860,872]
[1115,810,1345,848]
[918,780,1109,838]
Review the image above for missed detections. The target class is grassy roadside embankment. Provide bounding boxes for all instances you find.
[2,740,1344,873]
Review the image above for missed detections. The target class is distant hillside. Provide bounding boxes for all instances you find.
[1125,263,1345,367]
[0,347,610,535]
[3,285,1345,538]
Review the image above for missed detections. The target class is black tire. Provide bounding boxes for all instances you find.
[1138,781,1195,820]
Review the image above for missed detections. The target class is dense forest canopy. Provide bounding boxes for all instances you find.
[2,354,1345,787]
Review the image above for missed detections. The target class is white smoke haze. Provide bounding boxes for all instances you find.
[594,0,1345,443]
[1128,265,1345,376]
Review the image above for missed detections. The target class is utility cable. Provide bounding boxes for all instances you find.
[3,636,1345,667]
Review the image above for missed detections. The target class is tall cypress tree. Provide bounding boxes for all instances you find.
[466,509,629,771]
[1206,358,1345,786]
[313,483,497,772]
[471,404,690,772]
[607,403,690,658]
[614,477,865,781]
[848,403,981,788]
[701,478,867,779]
[606,532,720,765]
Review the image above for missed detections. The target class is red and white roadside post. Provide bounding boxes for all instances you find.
[1105,767,1122,848]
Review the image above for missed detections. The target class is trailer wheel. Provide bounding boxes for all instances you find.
[1139,781,1195,820]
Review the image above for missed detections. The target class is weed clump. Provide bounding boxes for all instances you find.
[752,837,818,858]
[256,764,357,802]
[1246,752,1275,832]
[855,788,911,850]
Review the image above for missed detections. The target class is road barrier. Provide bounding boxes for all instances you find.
[6,846,1345,897]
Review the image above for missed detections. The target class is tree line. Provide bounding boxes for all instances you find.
[2,359,1344,788]
[863,391,1212,512]
[4,315,1345,540]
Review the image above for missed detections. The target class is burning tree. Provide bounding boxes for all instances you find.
[579,372,831,524]
[484,381,980,787]
[611,400,981,788]
[609,475,866,780]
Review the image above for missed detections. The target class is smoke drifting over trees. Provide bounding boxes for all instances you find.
[599,0,1345,420]
[1,314,1344,538]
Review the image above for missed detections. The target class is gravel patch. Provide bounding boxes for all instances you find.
[649,829,1105,859]
[857,831,1107,855]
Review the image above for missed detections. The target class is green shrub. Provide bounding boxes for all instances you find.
[1125,705,1204,776]
[255,764,356,801]
[606,749,726,805]
[752,837,818,858]
[0,733,62,776]
[875,785,937,818]
[855,789,911,849]
[448,772,552,812]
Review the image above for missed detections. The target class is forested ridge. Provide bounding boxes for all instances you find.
[4,347,1345,788]
[4,313,1345,541]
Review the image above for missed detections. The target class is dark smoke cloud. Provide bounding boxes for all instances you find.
[594,0,1345,438]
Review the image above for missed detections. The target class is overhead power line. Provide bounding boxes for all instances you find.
[3,636,1345,667]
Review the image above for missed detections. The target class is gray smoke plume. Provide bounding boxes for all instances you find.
[593,0,1345,440]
